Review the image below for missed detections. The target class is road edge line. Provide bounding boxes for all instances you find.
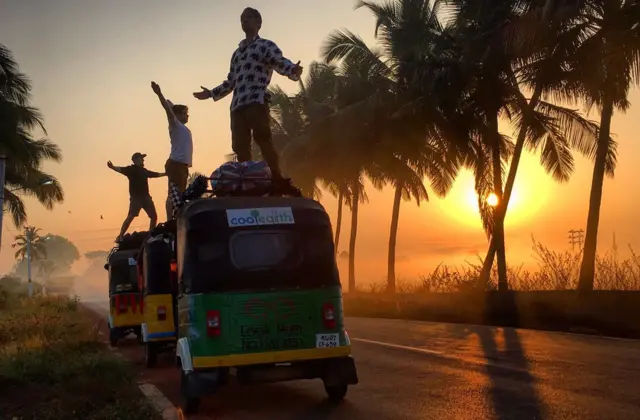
[139,382,182,420]
[82,302,182,420]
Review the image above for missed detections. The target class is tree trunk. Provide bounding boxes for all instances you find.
[334,190,343,253]
[578,98,614,292]
[478,86,543,288]
[348,182,359,293]
[386,183,403,294]
[490,116,508,291]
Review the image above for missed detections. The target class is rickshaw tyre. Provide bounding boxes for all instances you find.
[324,384,348,402]
[180,369,200,414]
[181,398,200,415]
[145,343,158,368]
[109,329,118,347]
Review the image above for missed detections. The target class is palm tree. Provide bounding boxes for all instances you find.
[566,0,640,291]
[12,226,47,263]
[1,44,64,227]
[474,0,618,288]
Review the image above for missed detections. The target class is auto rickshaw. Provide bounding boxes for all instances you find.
[105,236,146,346]
[138,223,179,367]
[174,194,358,414]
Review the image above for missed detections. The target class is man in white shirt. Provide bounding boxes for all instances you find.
[193,7,303,179]
[151,81,193,219]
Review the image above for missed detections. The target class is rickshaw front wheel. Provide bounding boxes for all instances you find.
[324,383,348,402]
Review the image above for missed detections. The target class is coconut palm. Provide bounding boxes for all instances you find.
[12,226,47,262]
[564,0,640,291]
[467,0,615,288]
[1,44,64,227]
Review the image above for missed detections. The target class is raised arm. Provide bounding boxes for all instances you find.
[151,81,176,126]
[193,51,237,101]
[262,40,303,81]
[107,161,127,175]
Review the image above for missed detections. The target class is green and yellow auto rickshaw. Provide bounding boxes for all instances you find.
[105,245,144,347]
[138,224,179,367]
[174,195,358,414]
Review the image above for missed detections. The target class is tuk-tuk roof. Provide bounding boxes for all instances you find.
[180,196,325,214]
[108,248,139,264]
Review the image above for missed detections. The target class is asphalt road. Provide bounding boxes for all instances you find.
[85,300,640,420]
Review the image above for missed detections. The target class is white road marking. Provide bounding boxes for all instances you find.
[351,337,528,373]
[351,338,444,356]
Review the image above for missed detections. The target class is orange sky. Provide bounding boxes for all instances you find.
[1,0,639,283]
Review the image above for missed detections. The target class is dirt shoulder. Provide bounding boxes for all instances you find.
[0,293,161,420]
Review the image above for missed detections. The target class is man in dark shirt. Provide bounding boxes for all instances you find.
[107,152,166,242]
[193,7,303,179]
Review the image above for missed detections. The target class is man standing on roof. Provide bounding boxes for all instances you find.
[151,81,193,219]
[107,153,166,242]
[192,7,303,179]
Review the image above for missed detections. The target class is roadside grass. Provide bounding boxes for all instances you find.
[360,240,640,293]
[0,294,160,420]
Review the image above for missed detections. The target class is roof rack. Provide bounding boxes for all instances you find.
[207,176,302,198]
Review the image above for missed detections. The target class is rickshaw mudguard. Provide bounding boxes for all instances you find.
[177,337,194,372]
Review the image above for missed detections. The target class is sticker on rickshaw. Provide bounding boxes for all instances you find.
[128,257,137,266]
[226,207,295,228]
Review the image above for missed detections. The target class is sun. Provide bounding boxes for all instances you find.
[486,193,499,207]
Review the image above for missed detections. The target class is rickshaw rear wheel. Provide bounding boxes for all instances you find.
[324,383,348,402]
[109,328,118,347]
[145,343,158,368]
[180,369,200,414]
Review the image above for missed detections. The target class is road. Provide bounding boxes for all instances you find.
[85,300,640,420]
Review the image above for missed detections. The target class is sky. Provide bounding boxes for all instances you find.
[1,0,639,284]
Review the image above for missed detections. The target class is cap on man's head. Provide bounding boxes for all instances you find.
[131,152,147,161]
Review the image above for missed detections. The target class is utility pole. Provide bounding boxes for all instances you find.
[26,229,33,297]
[568,229,584,251]
[0,154,5,264]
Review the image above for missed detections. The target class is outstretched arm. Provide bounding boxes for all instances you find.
[145,169,166,178]
[193,52,237,101]
[151,81,176,126]
[107,161,127,175]
[262,41,303,81]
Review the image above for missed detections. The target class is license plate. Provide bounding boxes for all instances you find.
[315,333,339,348]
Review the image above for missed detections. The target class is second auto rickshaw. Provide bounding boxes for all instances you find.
[138,223,179,367]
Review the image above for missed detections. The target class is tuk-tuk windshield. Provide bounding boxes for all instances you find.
[108,254,140,294]
[183,225,339,293]
[229,230,301,270]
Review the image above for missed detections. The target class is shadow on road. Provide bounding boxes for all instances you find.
[446,294,547,420]
[478,293,546,420]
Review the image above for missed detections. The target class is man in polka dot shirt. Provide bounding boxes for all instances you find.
[193,7,303,179]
